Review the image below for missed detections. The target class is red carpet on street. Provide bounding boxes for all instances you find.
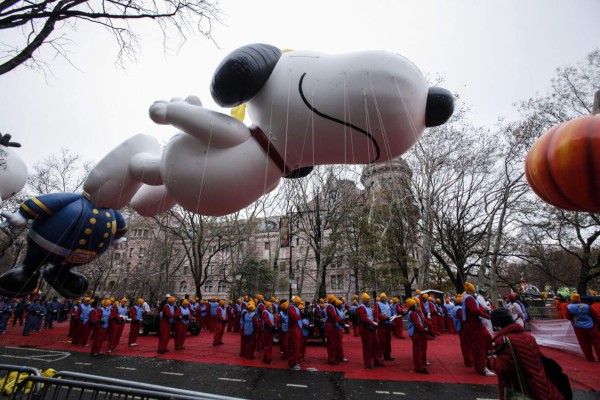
[1,322,599,393]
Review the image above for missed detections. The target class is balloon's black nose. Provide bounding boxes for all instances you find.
[425,87,454,127]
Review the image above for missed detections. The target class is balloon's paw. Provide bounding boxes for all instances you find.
[149,101,168,124]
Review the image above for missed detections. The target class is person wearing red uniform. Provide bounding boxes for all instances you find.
[242,302,258,360]
[255,294,266,352]
[391,297,405,339]
[434,298,445,334]
[555,295,568,319]
[213,299,227,346]
[566,293,600,362]
[174,299,192,350]
[406,297,430,373]
[454,295,474,367]
[158,296,176,354]
[226,300,234,332]
[443,297,457,335]
[324,295,342,364]
[90,299,111,357]
[287,296,303,371]
[261,301,277,364]
[233,298,242,333]
[128,298,144,347]
[487,308,564,400]
[278,301,289,360]
[76,297,93,347]
[107,298,128,353]
[462,283,495,377]
[356,293,383,369]
[69,299,81,340]
[374,292,394,361]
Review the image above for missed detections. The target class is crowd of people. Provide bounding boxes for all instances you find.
[2,284,599,399]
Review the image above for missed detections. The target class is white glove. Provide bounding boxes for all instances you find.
[373,322,379,327]
[111,237,127,249]
[344,324,350,328]
[0,211,28,229]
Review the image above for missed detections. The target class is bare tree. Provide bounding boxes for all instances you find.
[27,148,91,194]
[0,0,221,75]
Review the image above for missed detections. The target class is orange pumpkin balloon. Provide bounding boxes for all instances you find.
[525,114,600,212]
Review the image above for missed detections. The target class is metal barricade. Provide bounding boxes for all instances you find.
[0,364,42,398]
[0,364,246,400]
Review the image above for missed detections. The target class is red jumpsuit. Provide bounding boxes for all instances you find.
[408,308,428,371]
[68,304,80,339]
[158,303,175,353]
[392,303,405,338]
[107,305,127,351]
[213,306,227,345]
[443,302,457,334]
[278,312,289,360]
[566,302,600,361]
[462,294,492,374]
[256,302,265,351]
[287,305,302,368]
[242,311,259,360]
[90,307,110,355]
[226,305,234,332]
[128,305,143,346]
[261,309,276,364]
[76,305,93,346]
[325,303,345,363]
[374,300,393,360]
[174,305,191,350]
[456,308,474,366]
[356,303,382,368]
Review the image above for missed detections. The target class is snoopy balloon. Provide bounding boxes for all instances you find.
[90,44,455,217]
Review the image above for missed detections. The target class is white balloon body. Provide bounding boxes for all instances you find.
[83,134,161,209]
[0,146,27,203]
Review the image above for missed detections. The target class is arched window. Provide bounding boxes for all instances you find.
[204,280,213,292]
[218,280,227,293]
[179,281,187,292]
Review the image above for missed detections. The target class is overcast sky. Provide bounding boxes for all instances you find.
[1,0,598,170]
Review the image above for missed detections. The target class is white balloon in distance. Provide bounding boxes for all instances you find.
[115,44,454,217]
[0,145,27,203]
[83,134,162,209]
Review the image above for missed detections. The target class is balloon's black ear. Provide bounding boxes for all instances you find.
[210,44,282,107]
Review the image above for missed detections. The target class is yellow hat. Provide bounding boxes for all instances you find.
[280,302,288,310]
[327,294,336,303]
[247,303,256,311]
[361,293,370,302]
[319,298,325,304]
[299,304,305,311]
[292,295,302,304]
[571,293,581,302]
[190,299,196,304]
[445,297,450,303]
[137,298,144,304]
[375,297,380,302]
[84,297,91,303]
[465,282,476,294]
[168,296,176,303]
[421,293,429,300]
[265,301,272,308]
[219,299,225,306]
[352,300,358,306]
[237,298,242,303]
[353,294,359,300]
[379,292,387,299]
[109,296,115,302]
[229,300,233,305]
[415,289,421,295]
[121,297,128,303]
[257,294,264,301]
[392,297,399,303]
[406,298,416,308]
[102,299,112,307]
[182,299,189,306]
[211,297,217,302]
[436,298,441,303]
[335,299,342,306]
[113,300,119,306]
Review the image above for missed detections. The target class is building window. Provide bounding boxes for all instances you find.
[143,229,148,238]
[264,242,270,250]
[183,266,188,275]
[129,248,134,257]
[218,280,227,292]
[126,262,131,272]
[208,264,214,274]
[115,253,121,260]
[139,248,145,257]
[279,261,286,272]
[331,274,344,290]
[180,281,187,292]
[220,264,226,273]
[136,263,142,271]
[204,280,213,292]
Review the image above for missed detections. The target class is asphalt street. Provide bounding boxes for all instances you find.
[0,346,597,400]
